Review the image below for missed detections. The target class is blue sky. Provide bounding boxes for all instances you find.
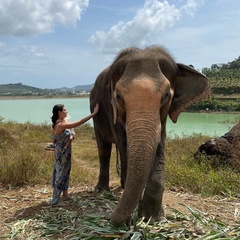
[0,0,239,89]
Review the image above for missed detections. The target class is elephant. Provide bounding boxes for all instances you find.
[89,45,211,226]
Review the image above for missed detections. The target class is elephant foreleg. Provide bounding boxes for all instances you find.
[115,125,127,189]
[95,130,112,192]
[119,150,127,189]
[138,145,165,221]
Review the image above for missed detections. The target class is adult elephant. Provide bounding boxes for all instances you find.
[90,46,211,226]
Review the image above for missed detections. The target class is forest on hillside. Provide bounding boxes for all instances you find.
[202,56,240,95]
[186,56,240,112]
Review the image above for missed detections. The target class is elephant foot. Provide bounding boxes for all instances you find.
[138,212,165,223]
[120,181,125,189]
[102,211,111,220]
[94,184,110,193]
[138,206,165,223]
[110,211,132,228]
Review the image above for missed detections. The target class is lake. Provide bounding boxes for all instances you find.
[0,97,239,138]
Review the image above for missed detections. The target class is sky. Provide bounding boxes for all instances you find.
[0,0,239,89]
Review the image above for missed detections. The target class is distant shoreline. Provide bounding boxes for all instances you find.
[0,95,89,100]
[1,95,239,100]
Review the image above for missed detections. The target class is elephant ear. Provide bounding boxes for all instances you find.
[169,63,211,123]
[106,68,119,125]
[110,79,118,124]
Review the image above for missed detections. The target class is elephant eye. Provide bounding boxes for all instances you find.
[116,94,125,108]
[165,92,170,98]
[115,93,126,123]
[161,92,171,105]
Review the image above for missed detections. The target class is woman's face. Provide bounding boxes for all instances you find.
[58,107,67,120]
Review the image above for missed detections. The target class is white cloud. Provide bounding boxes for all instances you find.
[0,0,89,36]
[180,0,205,16]
[0,43,48,72]
[89,0,180,53]
[89,0,205,54]
[1,0,238,88]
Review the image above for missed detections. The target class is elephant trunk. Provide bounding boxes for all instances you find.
[111,112,160,226]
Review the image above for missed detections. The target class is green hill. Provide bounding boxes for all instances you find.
[202,56,240,96]
[0,83,93,96]
[0,83,45,95]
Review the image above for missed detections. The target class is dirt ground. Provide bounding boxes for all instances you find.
[1,183,240,238]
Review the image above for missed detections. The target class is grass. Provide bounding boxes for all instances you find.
[0,120,240,195]
[165,135,240,197]
[0,121,119,187]
[0,120,240,239]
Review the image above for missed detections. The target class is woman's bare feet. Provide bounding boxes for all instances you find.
[52,200,67,207]
[62,190,72,201]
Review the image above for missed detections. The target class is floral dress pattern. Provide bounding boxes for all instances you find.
[51,129,72,205]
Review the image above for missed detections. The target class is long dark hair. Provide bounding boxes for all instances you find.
[51,104,64,128]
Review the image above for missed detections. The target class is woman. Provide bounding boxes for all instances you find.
[51,103,99,206]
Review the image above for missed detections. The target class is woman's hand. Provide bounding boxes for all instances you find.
[93,103,99,115]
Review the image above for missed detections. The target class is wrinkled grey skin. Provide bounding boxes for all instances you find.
[90,46,211,226]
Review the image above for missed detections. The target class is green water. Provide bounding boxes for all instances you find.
[0,97,91,124]
[167,112,239,138]
[0,98,239,138]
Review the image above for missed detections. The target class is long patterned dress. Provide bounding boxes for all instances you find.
[51,129,72,205]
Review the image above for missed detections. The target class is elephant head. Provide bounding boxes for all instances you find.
[90,46,211,226]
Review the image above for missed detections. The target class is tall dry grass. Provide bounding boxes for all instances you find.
[0,120,239,197]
